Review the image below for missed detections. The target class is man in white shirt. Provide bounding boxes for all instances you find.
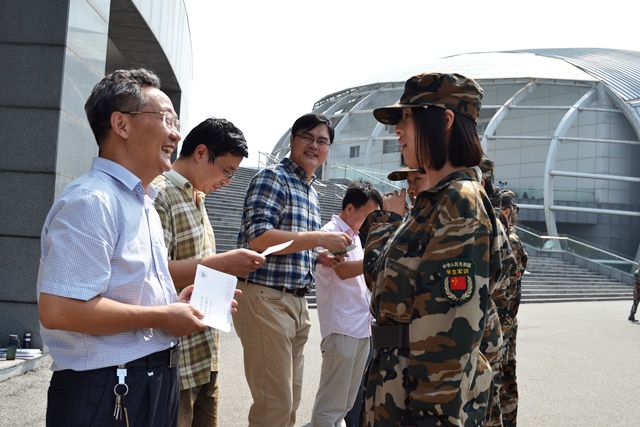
[311,181,383,427]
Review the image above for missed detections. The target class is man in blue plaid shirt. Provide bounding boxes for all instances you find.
[235,113,353,427]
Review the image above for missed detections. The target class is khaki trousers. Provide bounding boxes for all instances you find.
[234,281,312,427]
[311,334,370,427]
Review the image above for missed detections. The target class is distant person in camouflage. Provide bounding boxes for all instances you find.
[361,72,502,426]
[386,166,428,206]
[479,159,516,427]
[629,263,639,322]
[498,190,528,427]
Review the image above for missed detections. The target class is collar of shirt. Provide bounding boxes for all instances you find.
[159,168,208,223]
[331,214,356,239]
[164,168,192,190]
[282,157,316,185]
[92,157,156,201]
[163,168,203,201]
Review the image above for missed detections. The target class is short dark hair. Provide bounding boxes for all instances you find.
[84,68,161,146]
[341,180,383,211]
[179,117,248,160]
[291,113,335,144]
[413,106,483,171]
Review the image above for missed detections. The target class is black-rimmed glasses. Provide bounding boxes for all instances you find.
[209,153,236,181]
[295,133,331,148]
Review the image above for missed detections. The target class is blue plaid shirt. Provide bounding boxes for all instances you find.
[237,158,321,289]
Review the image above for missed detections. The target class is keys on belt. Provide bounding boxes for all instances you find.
[371,324,410,349]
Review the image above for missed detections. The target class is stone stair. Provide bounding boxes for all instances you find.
[521,254,634,303]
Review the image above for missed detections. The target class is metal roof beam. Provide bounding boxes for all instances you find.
[549,170,640,183]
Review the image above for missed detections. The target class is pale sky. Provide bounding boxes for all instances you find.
[183,0,637,167]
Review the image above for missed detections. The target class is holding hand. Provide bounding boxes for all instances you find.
[231,289,242,314]
[317,249,346,269]
[383,188,408,217]
[321,231,353,254]
[161,302,206,336]
[202,248,266,277]
[178,284,195,303]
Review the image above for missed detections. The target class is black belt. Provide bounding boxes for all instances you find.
[247,281,309,297]
[125,345,180,368]
[371,324,409,349]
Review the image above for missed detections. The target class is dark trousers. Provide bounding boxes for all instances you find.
[46,363,180,426]
[631,297,640,318]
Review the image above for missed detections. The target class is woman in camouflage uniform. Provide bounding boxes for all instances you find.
[361,73,502,426]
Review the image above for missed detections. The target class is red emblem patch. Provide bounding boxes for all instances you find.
[450,276,467,291]
[439,259,476,305]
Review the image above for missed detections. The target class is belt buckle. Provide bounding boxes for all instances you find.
[168,346,180,368]
[294,286,309,297]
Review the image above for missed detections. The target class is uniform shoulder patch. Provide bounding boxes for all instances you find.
[439,259,476,305]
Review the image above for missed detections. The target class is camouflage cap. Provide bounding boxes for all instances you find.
[387,166,422,181]
[373,72,483,125]
[479,157,494,181]
[489,187,502,208]
[500,189,516,207]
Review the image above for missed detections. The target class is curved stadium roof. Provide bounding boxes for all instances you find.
[324,48,640,107]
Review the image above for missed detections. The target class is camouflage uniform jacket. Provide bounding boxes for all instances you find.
[481,215,515,365]
[361,167,502,427]
[503,226,527,338]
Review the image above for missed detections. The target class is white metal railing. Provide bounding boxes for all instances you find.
[516,224,637,274]
[332,165,402,194]
[257,151,280,169]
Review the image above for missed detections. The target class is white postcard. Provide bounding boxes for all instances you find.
[261,239,293,256]
[190,264,237,332]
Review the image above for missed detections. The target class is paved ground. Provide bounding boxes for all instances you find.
[1,300,639,426]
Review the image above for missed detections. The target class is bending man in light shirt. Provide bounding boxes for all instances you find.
[311,181,383,427]
[153,117,266,427]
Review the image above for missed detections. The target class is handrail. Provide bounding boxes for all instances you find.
[257,151,280,169]
[334,183,348,199]
[515,224,636,274]
[332,165,403,190]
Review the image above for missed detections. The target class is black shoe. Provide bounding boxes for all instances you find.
[629,316,637,322]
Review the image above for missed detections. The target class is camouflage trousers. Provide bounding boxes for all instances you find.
[630,296,639,318]
[479,302,504,427]
[499,323,518,427]
[363,347,490,426]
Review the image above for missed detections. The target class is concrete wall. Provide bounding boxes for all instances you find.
[0,0,191,350]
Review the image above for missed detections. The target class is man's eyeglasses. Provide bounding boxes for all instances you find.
[295,133,331,148]
[209,153,236,181]
[121,111,180,132]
